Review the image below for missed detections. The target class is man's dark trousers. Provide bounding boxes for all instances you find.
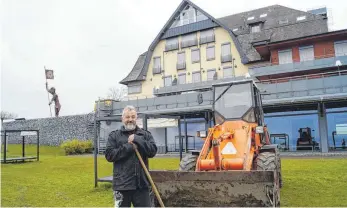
[114,188,151,207]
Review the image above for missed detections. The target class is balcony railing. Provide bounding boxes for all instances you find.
[153,76,246,95]
[249,55,347,77]
[176,62,186,70]
[96,91,214,118]
[259,72,347,102]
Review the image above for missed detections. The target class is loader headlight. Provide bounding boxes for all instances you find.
[256,126,264,134]
[197,130,207,138]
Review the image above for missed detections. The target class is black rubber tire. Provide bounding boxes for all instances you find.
[179,154,198,171]
[256,151,281,206]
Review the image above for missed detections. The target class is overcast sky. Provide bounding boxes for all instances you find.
[1,0,346,119]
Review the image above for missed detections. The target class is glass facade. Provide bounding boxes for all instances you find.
[265,111,320,151]
[166,118,206,152]
[327,107,347,150]
[157,108,346,153]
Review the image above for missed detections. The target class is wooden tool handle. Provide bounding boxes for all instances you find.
[133,145,165,208]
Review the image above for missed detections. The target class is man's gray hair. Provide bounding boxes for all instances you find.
[122,105,137,117]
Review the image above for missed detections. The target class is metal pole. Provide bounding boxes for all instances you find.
[164,128,168,153]
[143,114,148,130]
[184,116,188,153]
[22,136,25,158]
[178,118,182,161]
[4,131,7,163]
[44,66,53,117]
[94,101,99,188]
[37,131,40,161]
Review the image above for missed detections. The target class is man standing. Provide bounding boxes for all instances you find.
[105,105,157,207]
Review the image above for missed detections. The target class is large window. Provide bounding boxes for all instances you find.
[181,33,197,48]
[327,108,347,150]
[214,83,253,120]
[164,76,172,87]
[192,71,201,83]
[207,69,216,80]
[221,43,232,62]
[206,46,215,61]
[334,40,347,56]
[299,45,314,62]
[177,52,186,70]
[153,57,161,74]
[223,66,234,78]
[178,73,186,84]
[278,49,293,64]
[165,37,179,51]
[169,5,208,29]
[191,48,200,63]
[128,83,141,94]
[200,29,215,44]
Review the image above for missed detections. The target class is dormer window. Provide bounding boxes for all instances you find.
[251,24,261,33]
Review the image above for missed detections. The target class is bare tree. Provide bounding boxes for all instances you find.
[1,111,17,126]
[106,86,128,101]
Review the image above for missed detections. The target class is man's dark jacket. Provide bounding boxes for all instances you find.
[105,125,157,191]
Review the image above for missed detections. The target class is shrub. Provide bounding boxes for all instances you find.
[60,139,93,155]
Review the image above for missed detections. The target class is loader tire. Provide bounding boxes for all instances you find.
[256,151,281,207]
[179,154,198,171]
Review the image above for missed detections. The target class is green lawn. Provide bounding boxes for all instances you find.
[1,144,347,207]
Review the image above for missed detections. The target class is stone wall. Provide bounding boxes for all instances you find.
[2,114,94,146]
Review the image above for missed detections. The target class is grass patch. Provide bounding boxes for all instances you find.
[1,144,347,207]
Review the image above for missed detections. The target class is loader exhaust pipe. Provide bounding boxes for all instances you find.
[212,139,221,170]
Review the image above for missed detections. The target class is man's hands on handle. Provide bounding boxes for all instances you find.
[128,134,137,149]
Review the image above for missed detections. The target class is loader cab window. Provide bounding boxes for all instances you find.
[213,82,255,123]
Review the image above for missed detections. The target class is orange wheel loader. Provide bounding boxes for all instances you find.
[149,79,282,207]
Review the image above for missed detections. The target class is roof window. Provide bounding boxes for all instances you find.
[279,19,288,24]
[297,16,306,21]
[260,13,267,18]
[247,16,254,20]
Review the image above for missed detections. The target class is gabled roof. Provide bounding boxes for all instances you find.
[119,52,147,84]
[120,0,247,84]
[120,2,329,84]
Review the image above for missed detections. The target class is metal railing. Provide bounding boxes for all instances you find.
[99,91,214,116]
[260,73,347,100]
[153,76,246,95]
[249,54,347,76]
[260,69,347,84]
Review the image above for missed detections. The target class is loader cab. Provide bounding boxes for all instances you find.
[212,79,264,125]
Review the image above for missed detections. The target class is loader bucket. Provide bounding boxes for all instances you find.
[149,170,279,207]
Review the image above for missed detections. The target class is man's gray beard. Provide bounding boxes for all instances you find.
[125,123,136,130]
